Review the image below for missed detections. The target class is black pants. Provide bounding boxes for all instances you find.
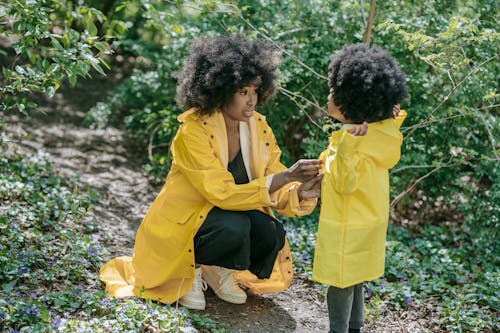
[194,207,286,279]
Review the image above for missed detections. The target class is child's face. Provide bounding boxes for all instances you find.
[328,88,350,123]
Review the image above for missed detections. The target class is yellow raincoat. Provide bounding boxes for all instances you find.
[312,111,406,288]
[99,108,317,303]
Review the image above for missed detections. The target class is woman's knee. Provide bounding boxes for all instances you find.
[217,212,251,247]
[247,211,284,249]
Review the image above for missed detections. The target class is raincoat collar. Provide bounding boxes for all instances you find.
[177,108,255,179]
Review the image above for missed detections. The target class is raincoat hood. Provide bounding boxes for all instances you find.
[339,115,405,169]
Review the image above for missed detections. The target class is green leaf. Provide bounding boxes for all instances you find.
[86,16,98,36]
[3,280,17,292]
[68,73,77,86]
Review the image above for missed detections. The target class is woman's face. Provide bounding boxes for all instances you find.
[222,85,258,122]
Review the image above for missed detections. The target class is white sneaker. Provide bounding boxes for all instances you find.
[202,265,247,304]
[178,267,207,310]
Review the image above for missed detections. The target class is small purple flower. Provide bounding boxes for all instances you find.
[53,315,62,328]
[403,295,412,306]
[100,298,111,307]
[366,287,373,297]
[88,247,98,256]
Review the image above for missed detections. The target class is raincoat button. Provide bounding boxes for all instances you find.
[199,215,203,219]
[263,130,267,133]
[188,249,192,252]
[286,256,290,260]
[265,142,270,146]
[203,122,207,125]
[210,135,214,138]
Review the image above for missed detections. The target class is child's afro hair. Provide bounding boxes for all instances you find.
[328,43,407,123]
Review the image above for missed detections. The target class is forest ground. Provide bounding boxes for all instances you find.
[4,74,437,332]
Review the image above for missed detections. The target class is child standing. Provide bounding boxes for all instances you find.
[312,43,408,333]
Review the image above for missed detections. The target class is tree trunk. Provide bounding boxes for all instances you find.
[364,0,377,45]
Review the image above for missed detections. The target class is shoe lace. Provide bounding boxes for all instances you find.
[194,269,208,292]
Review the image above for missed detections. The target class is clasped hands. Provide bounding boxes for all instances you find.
[285,120,372,200]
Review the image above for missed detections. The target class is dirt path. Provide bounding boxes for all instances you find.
[3,78,435,333]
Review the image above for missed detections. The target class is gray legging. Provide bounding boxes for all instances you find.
[327,283,364,333]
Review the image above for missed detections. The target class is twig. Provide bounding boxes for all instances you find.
[402,111,477,133]
[390,164,440,174]
[390,156,454,207]
[360,0,367,27]
[475,109,499,160]
[275,27,318,39]
[476,103,500,111]
[278,86,328,115]
[230,5,328,81]
[147,122,174,166]
[404,54,499,140]
[278,87,323,129]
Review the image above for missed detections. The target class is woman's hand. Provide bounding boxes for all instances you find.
[284,159,322,183]
[269,159,322,193]
[298,173,323,200]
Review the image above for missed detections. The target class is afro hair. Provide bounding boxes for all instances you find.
[175,35,282,115]
[328,43,407,123]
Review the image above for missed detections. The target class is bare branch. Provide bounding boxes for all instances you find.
[229,5,328,81]
[278,86,323,129]
[278,85,328,115]
[390,164,440,174]
[390,156,454,207]
[475,109,499,160]
[404,54,499,140]
[360,0,367,27]
[275,27,318,39]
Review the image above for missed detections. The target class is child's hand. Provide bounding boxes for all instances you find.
[347,121,368,136]
[393,104,401,117]
[298,173,324,200]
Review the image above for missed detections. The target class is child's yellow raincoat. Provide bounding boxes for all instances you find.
[313,111,406,288]
[99,108,317,303]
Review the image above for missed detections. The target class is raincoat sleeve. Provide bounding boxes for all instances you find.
[172,121,272,211]
[329,130,364,195]
[265,129,317,217]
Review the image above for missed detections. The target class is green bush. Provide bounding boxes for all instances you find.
[0,145,199,332]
